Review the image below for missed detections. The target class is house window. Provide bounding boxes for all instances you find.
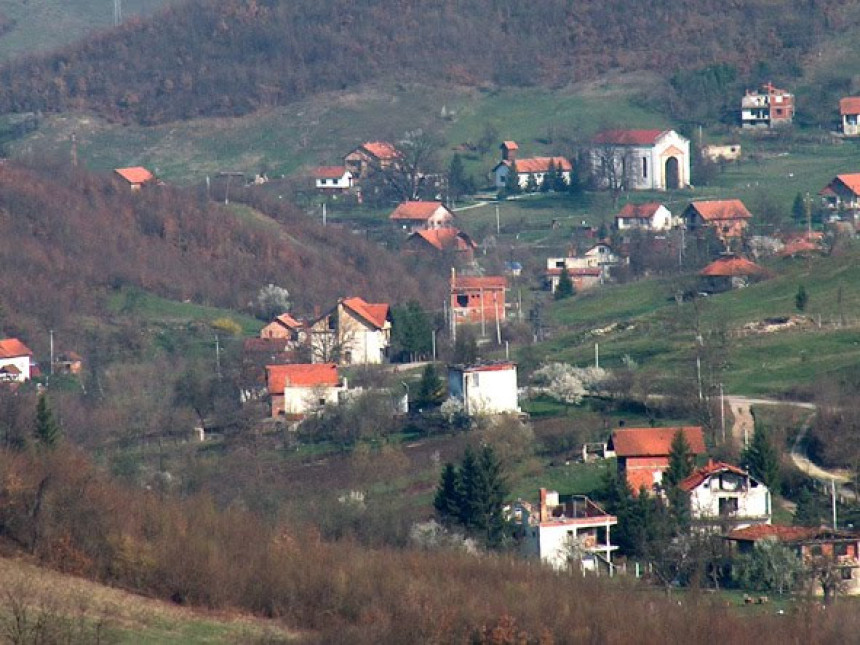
[810,545,823,557]
[318,398,326,406]
[718,497,738,516]
[457,294,469,307]
[842,568,854,580]
[835,543,850,557]
[642,157,648,179]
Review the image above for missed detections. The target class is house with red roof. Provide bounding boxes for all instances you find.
[265,363,346,417]
[513,489,617,571]
[450,271,507,326]
[343,141,401,179]
[590,129,690,191]
[820,173,860,214]
[681,460,771,530]
[615,202,673,231]
[114,166,155,190]
[699,255,768,293]
[683,199,752,243]
[608,426,706,495]
[726,525,860,596]
[0,338,33,383]
[314,166,354,192]
[309,297,391,365]
[260,313,306,344]
[389,201,455,232]
[448,362,519,416]
[405,227,476,260]
[492,141,572,191]
[840,97,860,136]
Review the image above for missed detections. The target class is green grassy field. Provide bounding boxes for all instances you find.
[0,0,172,62]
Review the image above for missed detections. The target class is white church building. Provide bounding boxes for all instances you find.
[590,129,690,191]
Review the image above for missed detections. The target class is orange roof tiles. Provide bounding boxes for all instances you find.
[457,362,516,373]
[680,460,750,492]
[361,141,400,160]
[342,297,389,330]
[0,338,33,359]
[617,202,664,219]
[593,129,665,146]
[778,240,822,257]
[511,156,572,174]
[390,201,449,221]
[833,173,860,196]
[502,141,519,150]
[275,313,303,329]
[699,256,766,277]
[409,228,475,251]
[840,97,860,115]
[610,426,706,458]
[315,166,349,179]
[266,363,339,394]
[114,166,154,185]
[727,525,825,543]
[687,199,752,221]
[451,275,507,290]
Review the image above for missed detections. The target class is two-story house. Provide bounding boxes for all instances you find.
[450,273,507,326]
[389,201,455,232]
[343,141,401,179]
[741,83,794,128]
[615,202,673,231]
[684,199,752,243]
[266,363,347,418]
[513,489,618,571]
[0,338,33,383]
[680,460,772,531]
[447,362,519,416]
[314,166,354,193]
[819,173,860,214]
[310,297,391,365]
[608,426,706,495]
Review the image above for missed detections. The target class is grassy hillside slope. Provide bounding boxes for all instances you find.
[535,244,860,396]
[0,556,297,643]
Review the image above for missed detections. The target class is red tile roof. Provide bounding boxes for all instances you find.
[778,239,822,257]
[686,199,752,221]
[617,202,664,219]
[502,141,519,150]
[409,228,475,251]
[0,338,33,359]
[451,275,508,290]
[840,97,860,115]
[699,256,766,277]
[315,166,349,179]
[545,267,601,277]
[389,201,449,221]
[680,460,750,492]
[510,156,572,173]
[592,129,665,146]
[832,173,860,196]
[275,313,303,329]
[361,141,400,160]
[610,426,706,458]
[727,525,824,543]
[342,297,389,330]
[114,166,154,185]
[266,364,339,394]
[457,362,516,373]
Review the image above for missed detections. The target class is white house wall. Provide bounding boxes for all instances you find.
[282,385,345,415]
[448,367,519,416]
[0,356,30,382]
[688,474,771,527]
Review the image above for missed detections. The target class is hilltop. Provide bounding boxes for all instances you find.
[0,0,848,125]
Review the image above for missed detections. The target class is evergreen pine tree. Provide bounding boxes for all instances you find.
[540,161,555,192]
[664,430,694,489]
[416,363,443,408]
[554,161,569,192]
[35,394,60,448]
[793,488,823,527]
[743,423,781,492]
[433,462,463,525]
[504,162,520,195]
[468,445,509,545]
[525,172,539,193]
[554,266,575,300]
[792,192,806,226]
[795,284,808,312]
[448,153,471,203]
[458,445,480,527]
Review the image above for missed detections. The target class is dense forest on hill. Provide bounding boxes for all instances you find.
[0,0,852,125]
[0,162,429,340]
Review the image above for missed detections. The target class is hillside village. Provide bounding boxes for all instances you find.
[6,2,860,641]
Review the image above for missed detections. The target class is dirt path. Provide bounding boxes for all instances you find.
[726,395,856,501]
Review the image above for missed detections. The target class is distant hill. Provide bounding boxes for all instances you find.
[0,0,848,125]
[0,161,432,341]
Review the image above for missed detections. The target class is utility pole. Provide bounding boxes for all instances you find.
[595,343,599,369]
[832,479,838,530]
[431,329,436,361]
[114,0,122,27]
[495,204,500,235]
[70,133,78,167]
[720,383,726,442]
[214,334,221,378]
[322,202,327,227]
[494,293,501,344]
[49,329,54,376]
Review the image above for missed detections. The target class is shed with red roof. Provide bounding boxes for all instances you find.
[608,426,706,495]
[265,363,345,417]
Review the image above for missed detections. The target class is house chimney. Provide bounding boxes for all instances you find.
[539,488,548,523]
